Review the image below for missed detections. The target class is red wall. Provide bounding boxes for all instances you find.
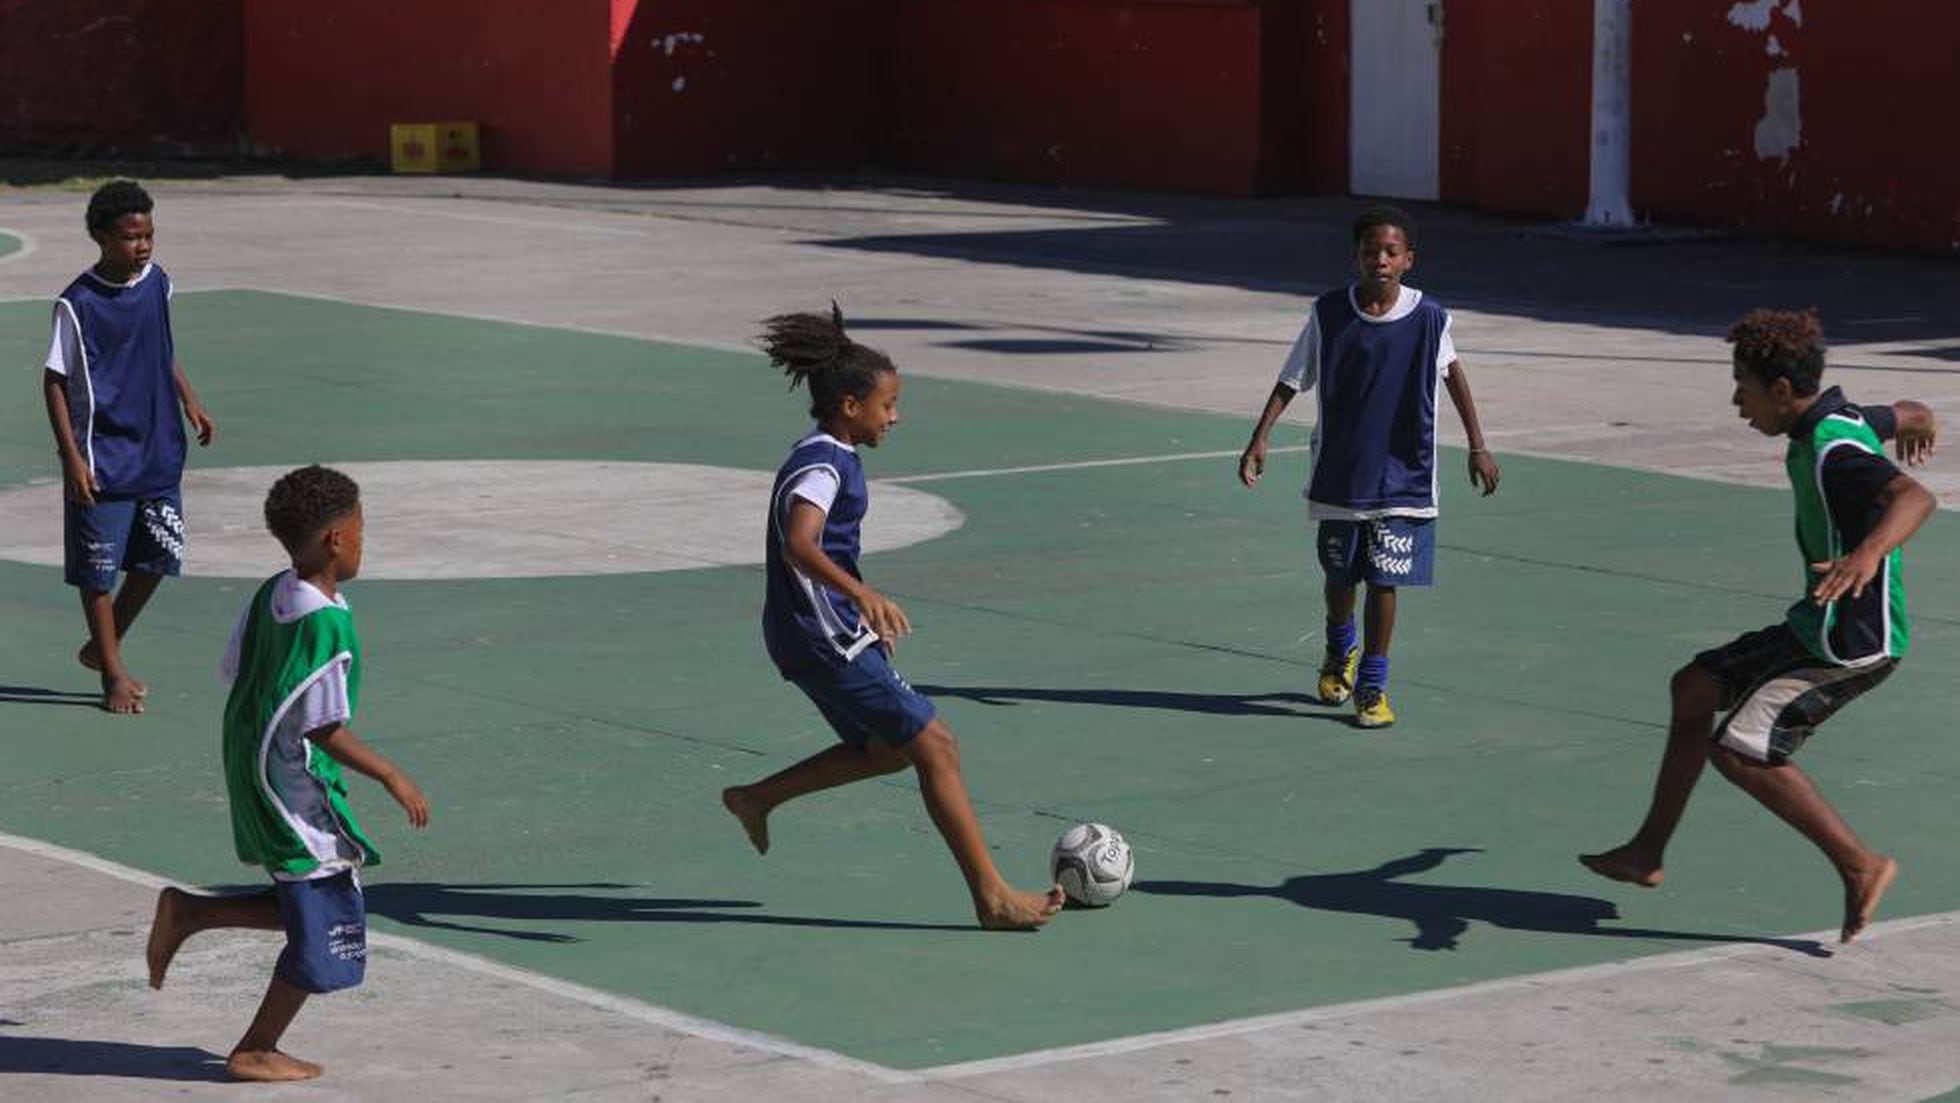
[1631,2,1960,250]
[880,0,1266,194]
[1439,0,1591,217]
[610,0,881,178]
[0,0,242,151]
[242,0,616,177]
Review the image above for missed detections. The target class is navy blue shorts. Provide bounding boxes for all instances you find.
[1317,517,1435,588]
[790,646,937,748]
[272,870,367,994]
[63,488,184,591]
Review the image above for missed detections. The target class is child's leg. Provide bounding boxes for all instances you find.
[723,740,910,854]
[1710,746,1897,943]
[1323,579,1358,626]
[227,977,321,1082]
[79,568,165,678]
[78,585,148,714]
[1362,584,1396,657]
[900,719,1063,930]
[147,885,281,988]
[1579,663,1722,886]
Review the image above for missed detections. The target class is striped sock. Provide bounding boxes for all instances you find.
[1358,655,1390,691]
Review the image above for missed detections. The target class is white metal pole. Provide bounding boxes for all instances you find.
[1583,0,1636,227]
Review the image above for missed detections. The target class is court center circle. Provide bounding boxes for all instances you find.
[0,460,964,580]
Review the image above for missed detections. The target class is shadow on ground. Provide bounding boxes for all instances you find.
[0,684,99,708]
[1137,847,1833,957]
[0,1035,228,1080]
[915,683,1343,720]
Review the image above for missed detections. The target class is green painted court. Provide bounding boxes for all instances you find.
[3,291,1958,1070]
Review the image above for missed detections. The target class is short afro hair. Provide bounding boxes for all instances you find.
[1353,205,1417,248]
[264,465,361,554]
[1728,308,1826,396]
[86,179,154,236]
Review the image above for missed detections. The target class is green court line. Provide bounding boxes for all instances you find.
[2,292,1957,1068]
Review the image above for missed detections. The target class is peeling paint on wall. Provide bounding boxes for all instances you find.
[1726,0,1777,31]
[1753,67,1802,160]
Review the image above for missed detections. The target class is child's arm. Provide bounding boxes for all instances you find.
[1443,362,1500,496]
[42,370,96,505]
[1809,473,1936,605]
[1239,383,1294,487]
[783,499,911,643]
[309,724,430,828]
[171,360,217,446]
[1890,400,1936,466]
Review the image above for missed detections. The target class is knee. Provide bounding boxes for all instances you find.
[1670,664,1719,715]
[903,722,961,773]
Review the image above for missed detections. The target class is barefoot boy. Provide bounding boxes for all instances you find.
[1581,309,1936,944]
[41,180,217,712]
[148,466,429,1081]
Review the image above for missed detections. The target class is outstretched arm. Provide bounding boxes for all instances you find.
[1810,473,1936,604]
[310,724,430,827]
[1239,383,1295,487]
[1444,362,1500,496]
[171,360,216,446]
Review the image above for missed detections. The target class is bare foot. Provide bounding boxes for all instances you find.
[977,885,1066,931]
[226,1049,322,1082]
[102,673,146,715]
[146,887,194,989]
[1578,846,1664,888]
[722,787,770,855]
[79,642,147,696]
[1840,855,1899,944]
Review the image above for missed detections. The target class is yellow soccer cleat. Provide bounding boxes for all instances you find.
[1317,645,1360,705]
[1354,686,1395,729]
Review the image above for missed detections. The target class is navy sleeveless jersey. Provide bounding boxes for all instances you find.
[1307,291,1448,514]
[55,266,185,498]
[762,434,879,674]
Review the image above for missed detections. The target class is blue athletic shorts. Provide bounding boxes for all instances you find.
[1317,517,1435,587]
[790,645,937,748]
[273,870,367,994]
[63,488,185,591]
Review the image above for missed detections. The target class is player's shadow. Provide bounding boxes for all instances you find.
[1135,847,1833,957]
[0,1035,229,1080]
[0,684,100,708]
[358,881,977,942]
[912,684,1344,720]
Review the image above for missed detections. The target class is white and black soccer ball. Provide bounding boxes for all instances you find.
[1051,822,1134,907]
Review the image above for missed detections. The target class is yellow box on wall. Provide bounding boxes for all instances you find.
[390,122,480,173]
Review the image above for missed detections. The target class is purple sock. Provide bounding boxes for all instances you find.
[1358,655,1390,691]
[1326,620,1357,654]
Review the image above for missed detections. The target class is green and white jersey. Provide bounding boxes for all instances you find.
[221,570,381,879]
[1783,387,1908,666]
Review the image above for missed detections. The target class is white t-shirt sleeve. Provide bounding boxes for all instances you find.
[1276,307,1322,393]
[1437,311,1457,378]
[285,658,354,740]
[785,466,841,514]
[219,606,250,686]
[44,302,80,377]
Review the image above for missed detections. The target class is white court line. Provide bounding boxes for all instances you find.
[307,198,655,238]
[0,227,39,264]
[0,830,917,1085]
[8,828,1954,1084]
[883,446,1314,484]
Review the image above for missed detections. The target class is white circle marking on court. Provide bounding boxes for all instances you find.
[0,460,964,580]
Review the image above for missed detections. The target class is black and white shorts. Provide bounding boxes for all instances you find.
[1693,624,1896,764]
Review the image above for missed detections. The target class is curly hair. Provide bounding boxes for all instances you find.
[264,465,361,554]
[86,179,154,236]
[1728,308,1826,396]
[758,302,896,419]
[1353,205,1417,248]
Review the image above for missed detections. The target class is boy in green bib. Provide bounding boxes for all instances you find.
[145,465,430,1082]
[1581,310,1937,944]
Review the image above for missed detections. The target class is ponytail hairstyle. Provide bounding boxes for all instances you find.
[759,301,896,420]
[1728,308,1825,396]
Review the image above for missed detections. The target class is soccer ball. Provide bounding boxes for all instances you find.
[1051,822,1134,907]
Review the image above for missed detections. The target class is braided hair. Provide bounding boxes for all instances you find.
[759,302,896,419]
[1728,308,1826,396]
